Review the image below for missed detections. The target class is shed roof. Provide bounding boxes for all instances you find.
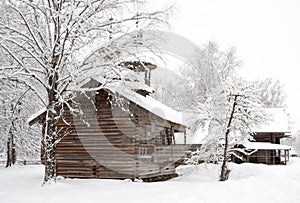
[254,108,290,133]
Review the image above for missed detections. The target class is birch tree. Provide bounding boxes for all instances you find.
[179,42,239,108]
[217,80,265,181]
[181,42,266,180]
[0,0,169,183]
[187,79,266,180]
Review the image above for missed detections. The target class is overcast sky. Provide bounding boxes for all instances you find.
[149,0,300,128]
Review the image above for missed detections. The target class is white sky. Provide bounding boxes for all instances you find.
[148,0,300,128]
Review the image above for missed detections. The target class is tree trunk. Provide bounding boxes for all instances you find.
[6,134,16,167]
[43,92,59,183]
[43,65,59,183]
[43,1,60,182]
[6,116,16,167]
[219,95,238,181]
[43,116,57,182]
[43,144,56,182]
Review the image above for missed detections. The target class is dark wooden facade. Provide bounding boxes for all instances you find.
[245,149,289,165]
[248,132,289,165]
[232,132,290,165]
[37,80,186,180]
[253,132,284,144]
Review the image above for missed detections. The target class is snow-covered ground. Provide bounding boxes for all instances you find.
[1,158,300,203]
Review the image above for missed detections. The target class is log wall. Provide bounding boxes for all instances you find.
[54,88,185,180]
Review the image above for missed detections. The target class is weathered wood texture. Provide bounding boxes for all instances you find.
[52,88,186,180]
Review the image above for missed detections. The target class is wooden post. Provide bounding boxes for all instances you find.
[171,126,175,145]
[184,130,186,145]
[171,145,174,163]
[184,130,187,151]
[284,150,287,165]
[265,150,268,164]
[133,160,139,179]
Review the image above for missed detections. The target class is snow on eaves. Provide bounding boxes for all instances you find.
[27,107,46,124]
[82,72,183,125]
[102,82,184,125]
[242,141,291,150]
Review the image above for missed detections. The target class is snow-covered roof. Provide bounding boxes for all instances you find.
[28,76,184,126]
[112,80,155,93]
[242,141,291,150]
[78,71,183,125]
[27,107,46,124]
[254,108,290,133]
[77,67,155,93]
[103,82,184,125]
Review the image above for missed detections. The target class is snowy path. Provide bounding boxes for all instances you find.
[1,158,300,203]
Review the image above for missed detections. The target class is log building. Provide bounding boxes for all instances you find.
[232,108,291,165]
[28,61,186,181]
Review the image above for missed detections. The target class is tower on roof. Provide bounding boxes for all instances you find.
[119,61,157,86]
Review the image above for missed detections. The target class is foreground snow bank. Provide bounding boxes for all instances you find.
[1,158,300,203]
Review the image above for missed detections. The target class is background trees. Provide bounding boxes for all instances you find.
[0,26,41,166]
[0,82,41,166]
[151,41,289,180]
[162,42,267,181]
[256,78,287,108]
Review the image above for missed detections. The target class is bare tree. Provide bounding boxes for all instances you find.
[0,0,169,183]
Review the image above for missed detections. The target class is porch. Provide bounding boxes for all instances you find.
[232,141,291,165]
